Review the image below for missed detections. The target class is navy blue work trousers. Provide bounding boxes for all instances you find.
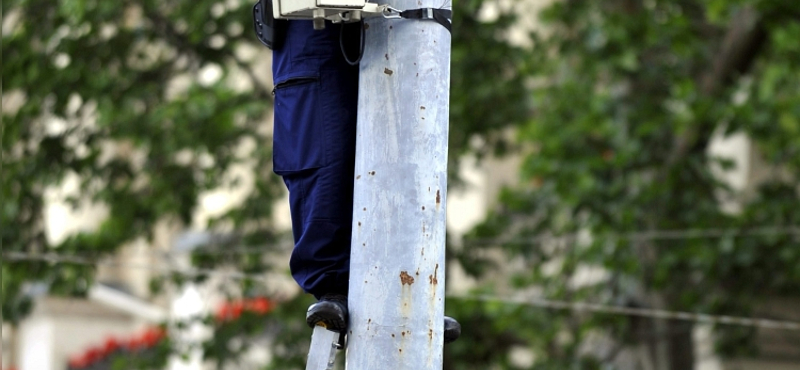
[272,20,360,298]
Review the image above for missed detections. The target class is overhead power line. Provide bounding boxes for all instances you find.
[4,225,799,259]
[164,225,800,253]
[5,252,800,331]
[2,252,267,283]
[450,294,800,331]
[463,225,800,246]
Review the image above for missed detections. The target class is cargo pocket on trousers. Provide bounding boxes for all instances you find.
[272,76,326,175]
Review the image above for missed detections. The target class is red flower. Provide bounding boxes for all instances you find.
[216,297,275,322]
[141,327,166,347]
[124,335,143,351]
[82,346,103,366]
[245,297,274,314]
[102,337,120,356]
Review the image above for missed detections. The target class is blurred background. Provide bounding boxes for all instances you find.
[3,0,800,369]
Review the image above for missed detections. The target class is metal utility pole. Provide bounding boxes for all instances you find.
[346,1,452,369]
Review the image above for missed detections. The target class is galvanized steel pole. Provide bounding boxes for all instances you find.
[346,1,451,369]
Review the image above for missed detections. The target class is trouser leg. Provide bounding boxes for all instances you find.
[283,157,354,298]
[272,38,359,297]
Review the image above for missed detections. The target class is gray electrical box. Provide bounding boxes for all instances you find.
[273,0,367,19]
[272,0,388,29]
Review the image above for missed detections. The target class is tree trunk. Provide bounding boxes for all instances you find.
[667,320,695,370]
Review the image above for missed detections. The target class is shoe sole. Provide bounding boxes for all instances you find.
[307,311,347,332]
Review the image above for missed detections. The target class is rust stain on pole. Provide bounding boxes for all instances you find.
[400,271,415,285]
[429,263,439,285]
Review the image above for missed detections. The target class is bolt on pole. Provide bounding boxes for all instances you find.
[346,1,452,369]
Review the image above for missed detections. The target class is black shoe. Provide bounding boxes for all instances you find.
[444,316,461,344]
[306,293,348,333]
[307,294,461,343]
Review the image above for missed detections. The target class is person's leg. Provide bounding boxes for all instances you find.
[283,150,356,298]
[272,20,359,300]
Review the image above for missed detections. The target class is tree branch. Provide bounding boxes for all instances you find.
[667,6,767,166]
[142,6,272,100]
[701,7,767,95]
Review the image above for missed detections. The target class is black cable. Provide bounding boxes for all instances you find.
[340,21,365,66]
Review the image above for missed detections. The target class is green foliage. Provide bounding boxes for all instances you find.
[453,0,800,368]
[110,337,173,370]
[5,0,800,368]
[1,0,279,326]
[449,0,530,182]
